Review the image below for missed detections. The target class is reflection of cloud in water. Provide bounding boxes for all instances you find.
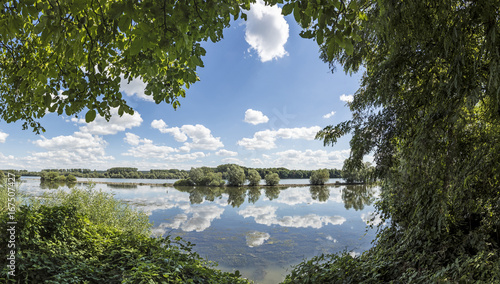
[271,187,342,206]
[245,231,270,247]
[153,205,225,234]
[349,251,360,258]
[361,212,383,226]
[181,205,225,232]
[326,235,338,243]
[239,205,346,229]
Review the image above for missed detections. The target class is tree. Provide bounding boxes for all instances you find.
[0,0,252,133]
[247,169,261,186]
[226,164,246,187]
[264,173,280,186]
[282,0,500,282]
[309,169,329,185]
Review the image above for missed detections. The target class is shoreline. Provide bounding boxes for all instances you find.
[76,180,365,187]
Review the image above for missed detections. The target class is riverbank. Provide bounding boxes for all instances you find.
[77,180,365,187]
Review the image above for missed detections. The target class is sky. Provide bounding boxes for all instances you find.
[0,1,366,171]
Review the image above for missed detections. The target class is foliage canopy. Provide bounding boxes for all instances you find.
[0,0,252,133]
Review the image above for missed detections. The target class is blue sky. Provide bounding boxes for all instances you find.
[0,1,366,171]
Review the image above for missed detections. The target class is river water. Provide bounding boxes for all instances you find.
[19,176,381,284]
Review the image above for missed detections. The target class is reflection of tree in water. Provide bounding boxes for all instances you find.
[247,188,262,204]
[174,186,224,204]
[40,181,76,190]
[226,187,246,208]
[264,187,280,200]
[342,185,375,211]
[309,186,330,202]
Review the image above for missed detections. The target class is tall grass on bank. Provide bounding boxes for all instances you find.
[29,185,151,237]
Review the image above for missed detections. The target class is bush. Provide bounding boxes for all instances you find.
[309,169,330,185]
[173,179,195,186]
[247,169,261,186]
[226,165,246,186]
[265,173,280,186]
[66,174,77,183]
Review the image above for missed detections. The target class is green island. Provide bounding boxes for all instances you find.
[1,0,499,283]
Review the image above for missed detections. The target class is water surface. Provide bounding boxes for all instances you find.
[20,177,380,284]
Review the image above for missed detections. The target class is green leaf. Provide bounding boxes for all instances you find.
[345,40,354,55]
[282,3,294,16]
[85,109,96,123]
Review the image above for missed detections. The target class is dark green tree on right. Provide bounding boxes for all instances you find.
[282,0,500,282]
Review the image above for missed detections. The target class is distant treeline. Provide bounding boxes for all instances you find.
[4,165,342,180]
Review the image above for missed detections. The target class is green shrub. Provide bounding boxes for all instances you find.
[247,169,261,186]
[66,174,77,183]
[173,179,195,186]
[226,164,246,186]
[265,173,280,186]
[309,169,330,185]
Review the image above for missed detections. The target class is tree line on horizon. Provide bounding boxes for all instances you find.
[2,164,349,181]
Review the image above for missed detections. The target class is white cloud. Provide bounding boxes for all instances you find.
[28,132,114,168]
[0,131,8,143]
[245,231,270,247]
[151,120,223,151]
[323,111,336,119]
[124,133,140,146]
[221,157,242,164]
[73,108,143,135]
[123,133,207,162]
[216,149,238,156]
[123,138,176,159]
[271,149,351,169]
[340,94,354,103]
[244,109,269,125]
[120,76,153,102]
[151,119,188,142]
[245,0,289,62]
[181,124,223,151]
[237,126,321,150]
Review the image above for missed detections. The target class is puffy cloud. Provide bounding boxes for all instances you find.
[239,205,346,229]
[271,149,351,169]
[123,133,207,162]
[237,126,321,150]
[244,109,269,125]
[123,139,176,159]
[124,133,141,146]
[215,149,238,156]
[151,120,223,151]
[181,124,223,151]
[73,108,143,135]
[323,111,336,119]
[245,0,289,62]
[245,231,270,247]
[0,131,8,143]
[340,94,354,103]
[28,132,114,168]
[151,119,188,142]
[120,75,153,102]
